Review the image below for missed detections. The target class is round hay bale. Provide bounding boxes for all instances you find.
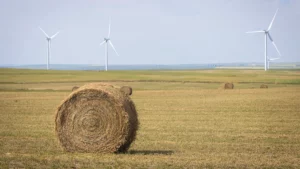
[55,83,139,153]
[120,86,133,96]
[224,82,234,89]
[72,86,79,91]
[260,84,268,88]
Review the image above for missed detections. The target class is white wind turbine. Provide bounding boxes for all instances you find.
[99,18,119,71]
[39,27,60,70]
[246,9,281,71]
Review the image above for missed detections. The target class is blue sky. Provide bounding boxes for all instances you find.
[0,0,299,65]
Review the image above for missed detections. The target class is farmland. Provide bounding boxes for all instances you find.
[0,68,300,168]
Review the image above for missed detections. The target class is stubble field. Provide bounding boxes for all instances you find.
[0,68,300,168]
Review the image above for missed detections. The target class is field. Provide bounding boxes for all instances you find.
[0,68,300,168]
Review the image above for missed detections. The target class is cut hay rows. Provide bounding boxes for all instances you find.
[55,83,138,153]
[224,82,234,89]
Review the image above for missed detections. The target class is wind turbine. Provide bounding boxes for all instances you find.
[99,18,119,71]
[246,9,281,71]
[39,27,60,70]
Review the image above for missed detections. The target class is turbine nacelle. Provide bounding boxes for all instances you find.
[104,38,110,42]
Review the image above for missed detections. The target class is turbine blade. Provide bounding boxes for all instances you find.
[267,8,279,31]
[271,41,281,56]
[269,57,280,61]
[109,41,119,56]
[246,30,265,33]
[268,33,281,56]
[108,17,111,38]
[267,33,273,42]
[50,31,60,39]
[39,27,50,38]
[100,41,106,46]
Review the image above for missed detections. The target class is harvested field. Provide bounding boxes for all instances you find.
[0,69,300,168]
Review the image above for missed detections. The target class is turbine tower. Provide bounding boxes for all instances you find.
[39,27,60,70]
[99,18,119,71]
[246,9,281,71]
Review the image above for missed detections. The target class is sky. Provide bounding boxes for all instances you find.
[0,0,299,65]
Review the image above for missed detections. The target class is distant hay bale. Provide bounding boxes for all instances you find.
[72,86,79,91]
[55,83,139,153]
[260,84,268,88]
[120,86,133,96]
[224,82,234,89]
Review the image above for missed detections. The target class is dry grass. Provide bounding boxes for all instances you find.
[1,68,300,84]
[0,69,300,168]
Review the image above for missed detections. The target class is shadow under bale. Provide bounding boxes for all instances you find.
[224,82,234,89]
[128,150,174,155]
[55,83,139,153]
[260,84,268,88]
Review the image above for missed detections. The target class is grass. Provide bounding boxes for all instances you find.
[1,68,300,84]
[0,68,300,168]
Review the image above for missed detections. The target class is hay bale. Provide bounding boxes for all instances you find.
[260,84,268,88]
[224,82,234,89]
[55,83,139,153]
[120,86,133,96]
[72,86,79,91]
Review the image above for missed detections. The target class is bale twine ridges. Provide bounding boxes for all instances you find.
[55,83,138,153]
